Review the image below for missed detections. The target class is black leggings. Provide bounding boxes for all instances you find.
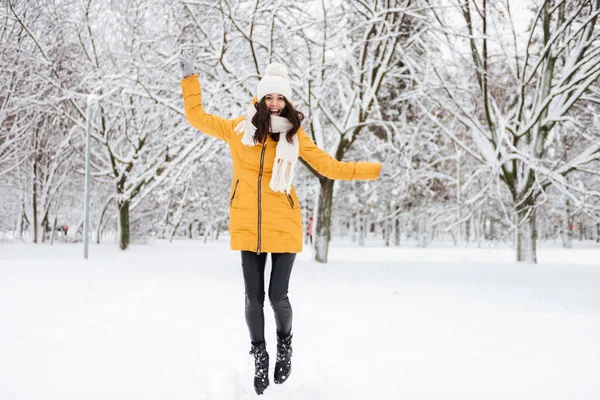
[241,251,295,345]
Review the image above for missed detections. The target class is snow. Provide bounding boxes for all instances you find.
[1,239,599,400]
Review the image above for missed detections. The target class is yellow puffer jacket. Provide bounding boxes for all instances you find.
[181,75,381,254]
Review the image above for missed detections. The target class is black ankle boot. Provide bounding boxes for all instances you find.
[274,332,293,384]
[249,342,270,395]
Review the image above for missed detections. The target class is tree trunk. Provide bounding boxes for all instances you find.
[170,220,181,243]
[314,179,334,263]
[32,159,39,244]
[562,199,573,248]
[19,202,29,240]
[97,198,113,244]
[41,216,49,243]
[476,211,483,247]
[15,198,23,239]
[516,199,537,263]
[50,215,57,245]
[465,217,471,243]
[358,213,366,247]
[455,144,463,244]
[394,215,401,246]
[203,223,212,244]
[384,218,391,247]
[118,199,130,250]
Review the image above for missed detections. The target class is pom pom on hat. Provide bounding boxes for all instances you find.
[264,63,288,78]
[256,63,293,101]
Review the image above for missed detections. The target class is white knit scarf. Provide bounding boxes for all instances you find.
[234,105,299,194]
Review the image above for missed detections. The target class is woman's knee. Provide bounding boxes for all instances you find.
[245,292,265,308]
[269,293,290,310]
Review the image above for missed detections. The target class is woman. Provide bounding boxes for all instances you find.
[179,49,394,395]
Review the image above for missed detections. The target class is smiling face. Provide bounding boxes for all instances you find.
[264,93,286,117]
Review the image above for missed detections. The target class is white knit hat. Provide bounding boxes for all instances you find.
[256,63,292,101]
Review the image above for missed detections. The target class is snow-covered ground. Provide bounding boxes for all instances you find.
[1,239,599,400]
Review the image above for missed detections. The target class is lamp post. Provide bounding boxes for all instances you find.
[83,95,96,259]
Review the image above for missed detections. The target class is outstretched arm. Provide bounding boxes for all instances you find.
[179,49,235,142]
[297,128,381,180]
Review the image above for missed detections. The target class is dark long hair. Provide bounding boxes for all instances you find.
[251,97,304,144]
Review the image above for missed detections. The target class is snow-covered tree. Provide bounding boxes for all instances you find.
[294,0,426,262]
[424,0,600,262]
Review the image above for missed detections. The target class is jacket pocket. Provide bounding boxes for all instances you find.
[230,179,240,206]
[286,193,295,209]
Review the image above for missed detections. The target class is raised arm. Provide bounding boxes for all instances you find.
[180,75,236,142]
[297,127,381,180]
[179,49,235,142]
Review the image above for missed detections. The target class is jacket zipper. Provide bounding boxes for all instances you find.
[257,138,268,255]
[230,179,239,206]
[286,193,295,209]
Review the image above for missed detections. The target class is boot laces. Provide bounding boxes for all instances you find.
[276,340,292,362]
[250,346,268,376]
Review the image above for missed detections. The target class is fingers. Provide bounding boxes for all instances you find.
[179,47,198,60]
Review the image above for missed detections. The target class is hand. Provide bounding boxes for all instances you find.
[379,153,398,179]
[179,48,198,78]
